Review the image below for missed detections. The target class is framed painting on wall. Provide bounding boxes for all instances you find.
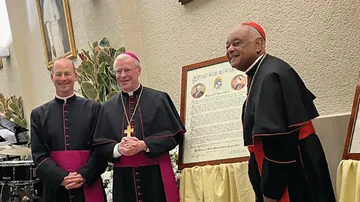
[178,56,250,169]
[343,72,360,160]
[36,0,76,70]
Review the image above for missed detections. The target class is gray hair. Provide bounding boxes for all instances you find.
[113,54,140,70]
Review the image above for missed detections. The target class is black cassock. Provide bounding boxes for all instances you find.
[243,54,336,202]
[31,95,108,202]
[93,85,185,202]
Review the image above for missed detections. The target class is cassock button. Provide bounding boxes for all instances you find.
[139,200,142,202]
[66,143,70,146]
[66,135,69,138]
[137,186,140,189]
[64,110,68,113]
[137,193,142,196]
[135,172,139,175]
[136,179,140,182]
[65,119,68,122]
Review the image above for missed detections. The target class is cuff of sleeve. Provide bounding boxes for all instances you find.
[113,143,121,158]
[77,169,89,183]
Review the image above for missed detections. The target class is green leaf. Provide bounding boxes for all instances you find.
[88,42,94,50]
[81,61,95,79]
[109,48,116,58]
[113,47,126,59]
[13,117,21,126]
[20,119,27,129]
[106,91,118,100]
[99,84,106,103]
[117,47,126,54]
[111,82,120,92]
[81,88,88,99]
[98,72,110,92]
[99,50,113,66]
[5,111,13,118]
[81,49,91,61]
[107,67,116,78]
[103,48,110,55]
[97,53,108,70]
[17,97,24,118]
[81,81,98,101]
[98,61,106,74]
[8,101,19,114]
[99,37,109,47]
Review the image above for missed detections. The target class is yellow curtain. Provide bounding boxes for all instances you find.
[179,162,255,202]
[336,159,360,202]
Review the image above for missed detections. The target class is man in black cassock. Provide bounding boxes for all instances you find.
[93,52,185,202]
[31,58,107,202]
[226,22,336,202]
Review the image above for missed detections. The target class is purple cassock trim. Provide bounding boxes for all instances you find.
[50,150,104,202]
[114,152,179,202]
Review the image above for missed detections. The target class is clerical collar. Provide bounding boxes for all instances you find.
[55,93,75,103]
[245,53,265,76]
[122,84,142,96]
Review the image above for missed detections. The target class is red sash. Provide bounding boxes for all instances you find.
[114,152,179,202]
[248,122,315,202]
[50,150,104,202]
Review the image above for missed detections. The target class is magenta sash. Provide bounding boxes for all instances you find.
[114,152,179,202]
[50,150,104,202]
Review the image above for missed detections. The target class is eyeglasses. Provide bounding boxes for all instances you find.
[52,72,75,78]
[116,67,138,74]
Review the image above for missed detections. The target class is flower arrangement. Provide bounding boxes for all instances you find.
[101,148,180,202]
[101,165,114,202]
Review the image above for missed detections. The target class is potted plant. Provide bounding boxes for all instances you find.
[76,37,125,103]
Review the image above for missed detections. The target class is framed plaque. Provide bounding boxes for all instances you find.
[178,56,249,169]
[343,72,360,159]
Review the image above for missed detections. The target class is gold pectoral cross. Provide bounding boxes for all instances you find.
[124,125,134,137]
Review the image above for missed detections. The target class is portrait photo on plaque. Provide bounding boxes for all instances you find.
[191,83,206,99]
[231,74,247,91]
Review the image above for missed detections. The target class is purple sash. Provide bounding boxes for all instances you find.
[50,150,104,202]
[114,152,179,202]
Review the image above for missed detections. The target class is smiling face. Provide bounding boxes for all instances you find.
[51,58,77,97]
[114,57,141,92]
[226,25,264,72]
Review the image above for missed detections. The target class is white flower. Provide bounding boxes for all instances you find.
[101,148,182,202]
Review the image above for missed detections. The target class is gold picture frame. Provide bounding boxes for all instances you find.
[36,0,76,70]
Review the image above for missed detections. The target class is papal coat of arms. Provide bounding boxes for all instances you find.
[214,76,223,89]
